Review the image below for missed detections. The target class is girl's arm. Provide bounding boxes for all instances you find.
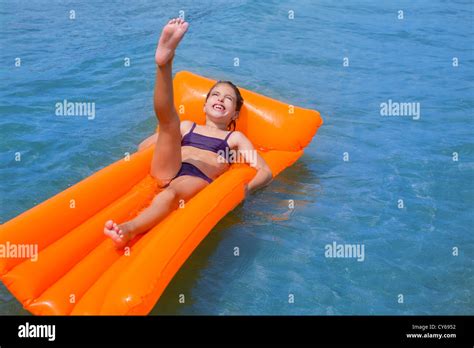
[232,132,273,195]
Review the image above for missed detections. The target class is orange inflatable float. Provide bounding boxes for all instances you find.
[0,71,323,315]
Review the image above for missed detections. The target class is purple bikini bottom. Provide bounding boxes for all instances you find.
[172,162,212,184]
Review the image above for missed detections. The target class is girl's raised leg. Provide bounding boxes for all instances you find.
[150,18,189,186]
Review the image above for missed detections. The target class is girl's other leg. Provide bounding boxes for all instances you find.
[104,175,208,249]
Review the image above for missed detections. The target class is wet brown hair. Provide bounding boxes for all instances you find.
[205,80,244,131]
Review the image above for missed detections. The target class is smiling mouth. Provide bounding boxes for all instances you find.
[213,104,225,111]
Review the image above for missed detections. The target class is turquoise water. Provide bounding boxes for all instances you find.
[1,0,473,315]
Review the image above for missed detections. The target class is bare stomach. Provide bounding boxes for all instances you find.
[181,146,230,180]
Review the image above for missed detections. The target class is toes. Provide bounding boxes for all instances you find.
[111,222,125,237]
[104,221,129,248]
[114,223,125,237]
[167,17,187,28]
[104,220,116,236]
[110,232,120,241]
[104,225,120,240]
[104,227,114,238]
[108,229,123,242]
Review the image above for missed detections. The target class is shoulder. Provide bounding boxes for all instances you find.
[229,131,248,141]
[180,120,194,135]
[228,131,253,148]
[226,130,241,143]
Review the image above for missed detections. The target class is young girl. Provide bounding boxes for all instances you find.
[104,18,273,249]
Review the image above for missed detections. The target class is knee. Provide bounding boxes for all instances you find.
[157,114,180,130]
[164,187,178,201]
[154,176,171,188]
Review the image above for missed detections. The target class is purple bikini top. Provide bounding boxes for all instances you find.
[181,122,233,154]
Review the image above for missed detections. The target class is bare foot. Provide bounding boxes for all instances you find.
[104,220,134,249]
[155,18,189,66]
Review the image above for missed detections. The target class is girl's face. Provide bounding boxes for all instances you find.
[204,83,239,126]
